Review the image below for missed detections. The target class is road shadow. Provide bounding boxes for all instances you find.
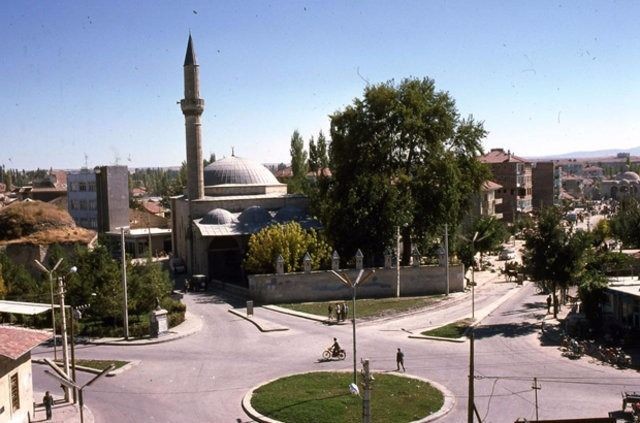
[189,290,246,307]
[472,321,539,339]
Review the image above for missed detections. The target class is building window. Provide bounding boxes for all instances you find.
[79,182,87,191]
[89,200,97,210]
[71,182,79,191]
[71,200,80,210]
[10,373,19,411]
[80,200,87,210]
[88,182,96,192]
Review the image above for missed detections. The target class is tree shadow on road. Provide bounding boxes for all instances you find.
[472,322,539,339]
[188,291,246,307]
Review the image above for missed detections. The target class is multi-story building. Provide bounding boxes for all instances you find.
[479,148,532,223]
[67,165,129,232]
[531,161,561,210]
[468,180,503,221]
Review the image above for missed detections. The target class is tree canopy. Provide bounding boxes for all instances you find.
[288,130,308,194]
[610,198,640,248]
[522,207,591,317]
[322,77,490,261]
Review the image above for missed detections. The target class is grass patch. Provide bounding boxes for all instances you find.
[277,295,443,320]
[421,319,472,338]
[251,372,443,423]
[57,359,129,371]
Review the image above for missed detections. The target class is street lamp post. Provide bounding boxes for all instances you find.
[57,266,77,400]
[116,226,130,340]
[330,268,375,384]
[396,226,401,297]
[34,258,63,361]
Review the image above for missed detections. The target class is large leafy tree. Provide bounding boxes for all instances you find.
[244,222,332,274]
[457,216,508,270]
[523,208,591,317]
[324,77,490,262]
[610,197,640,248]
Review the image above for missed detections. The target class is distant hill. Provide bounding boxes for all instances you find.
[530,146,640,160]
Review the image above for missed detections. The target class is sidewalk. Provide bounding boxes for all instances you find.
[31,393,93,423]
[87,310,203,346]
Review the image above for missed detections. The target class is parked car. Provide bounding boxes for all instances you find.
[169,257,186,274]
[498,248,516,261]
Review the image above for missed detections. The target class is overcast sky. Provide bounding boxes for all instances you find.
[2,1,639,170]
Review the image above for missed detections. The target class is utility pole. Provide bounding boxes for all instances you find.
[119,226,130,340]
[532,377,541,421]
[361,359,373,423]
[445,224,450,296]
[468,329,474,423]
[396,225,401,297]
[34,258,63,361]
[57,277,70,401]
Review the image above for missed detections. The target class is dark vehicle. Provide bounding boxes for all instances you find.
[322,347,346,360]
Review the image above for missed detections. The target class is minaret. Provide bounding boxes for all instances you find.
[181,34,205,200]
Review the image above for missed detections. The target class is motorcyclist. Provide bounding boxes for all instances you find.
[331,338,341,356]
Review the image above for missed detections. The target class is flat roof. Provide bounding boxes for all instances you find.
[607,277,640,297]
[0,300,53,315]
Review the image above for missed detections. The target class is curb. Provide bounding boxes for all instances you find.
[409,283,526,343]
[262,305,328,323]
[241,369,455,423]
[33,359,141,377]
[228,309,289,332]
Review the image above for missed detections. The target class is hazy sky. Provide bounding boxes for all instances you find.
[2,1,639,170]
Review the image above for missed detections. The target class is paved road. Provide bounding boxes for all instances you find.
[32,276,640,422]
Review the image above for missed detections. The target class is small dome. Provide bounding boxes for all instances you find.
[238,206,271,225]
[617,171,640,182]
[201,208,237,225]
[204,156,280,186]
[274,206,304,222]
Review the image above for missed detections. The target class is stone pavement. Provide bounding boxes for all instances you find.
[31,393,93,423]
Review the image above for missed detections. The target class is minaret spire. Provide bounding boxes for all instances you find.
[180,34,205,200]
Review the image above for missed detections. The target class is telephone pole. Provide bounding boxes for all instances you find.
[532,377,541,421]
[468,329,474,423]
[361,359,373,423]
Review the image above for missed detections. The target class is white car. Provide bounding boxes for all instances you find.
[499,248,516,261]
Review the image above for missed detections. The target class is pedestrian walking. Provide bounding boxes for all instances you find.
[396,348,405,372]
[43,391,54,420]
[327,303,334,321]
[546,295,552,314]
[335,304,342,322]
[343,302,349,321]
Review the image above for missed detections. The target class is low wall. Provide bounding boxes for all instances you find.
[248,264,465,304]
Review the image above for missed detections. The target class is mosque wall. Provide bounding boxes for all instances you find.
[248,265,465,304]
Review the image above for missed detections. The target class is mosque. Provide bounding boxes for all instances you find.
[170,35,317,285]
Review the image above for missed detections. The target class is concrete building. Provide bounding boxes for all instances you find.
[600,171,640,201]
[479,148,532,223]
[68,166,129,232]
[0,326,50,423]
[531,161,561,210]
[171,36,317,284]
[468,180,503,221]
[603,277,640,330]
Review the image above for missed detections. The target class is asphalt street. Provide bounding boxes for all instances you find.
[32,274,640,423]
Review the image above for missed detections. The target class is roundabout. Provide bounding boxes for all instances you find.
[242,370,455,423]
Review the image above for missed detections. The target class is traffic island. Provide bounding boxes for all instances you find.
[243,371,454,423]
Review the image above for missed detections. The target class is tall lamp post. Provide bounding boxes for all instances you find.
[116,226,130,340]
[459,231,488,320]
[57,265,77,400]
[330,268,375,384]
[34,258,63,360]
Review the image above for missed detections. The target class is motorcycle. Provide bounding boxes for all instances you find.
[322,347,346,360]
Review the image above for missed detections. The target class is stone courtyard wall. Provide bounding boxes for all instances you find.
[248,264,465,304]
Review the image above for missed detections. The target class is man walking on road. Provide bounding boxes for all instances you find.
[43,391,54,420]
[396,348,405,372]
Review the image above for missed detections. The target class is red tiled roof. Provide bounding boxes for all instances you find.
[0,326,50,360]
[479,148,527,164]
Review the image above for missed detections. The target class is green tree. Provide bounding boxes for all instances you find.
[288,130,308,194]
[323,77,490,262]
[244,222,332,274]
[523,208,591,317]
[591,218,611,248]
[610,198,640,248]
[127,261,172,315]
[203,153,216,167]
[308,135,319,173]
[458,216,507,269]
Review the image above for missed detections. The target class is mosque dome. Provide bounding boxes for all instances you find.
[617,171,640,182]
[274,206,304,222]
[201,208,237,225]
[204,156,279,186]
[238,206,271,225]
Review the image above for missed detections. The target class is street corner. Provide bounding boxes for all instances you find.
[228,308,289,332]
[33,393,94,423]
[107,360,141,377]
